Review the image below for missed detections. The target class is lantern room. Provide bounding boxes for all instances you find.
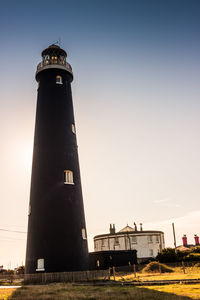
[36,44,73,79]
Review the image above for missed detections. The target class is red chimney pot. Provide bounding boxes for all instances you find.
[194,235,199,246]
[182,235,187,246]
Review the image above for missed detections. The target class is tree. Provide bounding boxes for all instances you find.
[16,265,25,274]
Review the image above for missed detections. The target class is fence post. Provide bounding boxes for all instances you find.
[133,264,136,278]
[108,268,111,281]
[159,264,162,274]
[182,261,185,274]
[112,266,116,281]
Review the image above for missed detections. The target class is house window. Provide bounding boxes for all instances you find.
[131,236,137,243]
[56,75,63,84]
[149,249,153,256]
[148,235,153,243]
[115,237,119,244]
[64,170,74,184]
[97,260,100,267]
[156,236,159,243]
[72,124,76,134]
[101,239,104,247]
[82,228,87,240]
[36,258,45,271]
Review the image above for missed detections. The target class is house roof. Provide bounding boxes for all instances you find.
[94,227,164,239]
[119,225,134,232]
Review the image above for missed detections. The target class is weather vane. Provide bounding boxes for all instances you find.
[52,38,62,47]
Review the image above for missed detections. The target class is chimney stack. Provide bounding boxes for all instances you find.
[182,234,188,246]
[140,223,143,231]
[134,222,137,231]
[109,224,116,234]
[194,234,199,246]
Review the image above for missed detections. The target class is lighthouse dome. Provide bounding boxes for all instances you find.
[36,44,73,80]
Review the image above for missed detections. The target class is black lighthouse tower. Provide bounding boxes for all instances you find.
[25,45,89,274]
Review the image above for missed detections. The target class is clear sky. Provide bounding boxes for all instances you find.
[0,0,200,268]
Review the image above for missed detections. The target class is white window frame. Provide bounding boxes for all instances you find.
[56,75,63,84]
[36,258,45,272]
[148,235,153,243]
[156,235,159,243]
[149,249,153,257]
[82,228,87,240]
[115,237,119,244]
[64,170,74,185]
[72,124,76,134]
[131,236,137,244]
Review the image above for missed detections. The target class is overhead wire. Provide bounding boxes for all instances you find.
[0,228,26,234]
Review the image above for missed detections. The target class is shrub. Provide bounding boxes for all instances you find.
[184,253,200,262]
[195,262,200,267]
[156,247,193,262]
[16,265,25,274]
[156,248,178,263]
[191,246,200,253]
[142,261,174,273]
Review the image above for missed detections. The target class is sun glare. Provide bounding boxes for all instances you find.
[19,143,33,172]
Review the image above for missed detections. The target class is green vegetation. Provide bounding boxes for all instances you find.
[142,262,174,273]
[191,247,200,254]
[156,247,200,263]
[145,284,200,299]
[195,263,200,267]
[2,264,200,299]
[116,265,200,282]
[185,253,200,262]
[9,283,193,299]
[0,288,16,300]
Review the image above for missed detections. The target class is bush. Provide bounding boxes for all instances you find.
[142,261,174,273]
[16,266,25,274]
[195,262,200,267]
[184,253,200,262]
[156,247,193,262]
[156,248,178,263]
[191,246,200,253]
[0,269,14,275]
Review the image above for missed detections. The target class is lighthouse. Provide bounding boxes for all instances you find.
[25,45,89,274]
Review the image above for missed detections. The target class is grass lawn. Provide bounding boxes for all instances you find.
[0,288,17,300]
[116,266,200,282]
[4,266,200,299]
[8,283,196,299]
[145,284,200,299]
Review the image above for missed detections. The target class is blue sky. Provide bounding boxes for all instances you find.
[0,0,200,267]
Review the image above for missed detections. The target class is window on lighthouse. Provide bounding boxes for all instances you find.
[36,258,45,271]
[56,75,63,84]
[72,124,76,134]
[82,228,87,239]
[64,170,74,184]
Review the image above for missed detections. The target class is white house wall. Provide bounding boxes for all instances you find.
[94,233,165,258]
